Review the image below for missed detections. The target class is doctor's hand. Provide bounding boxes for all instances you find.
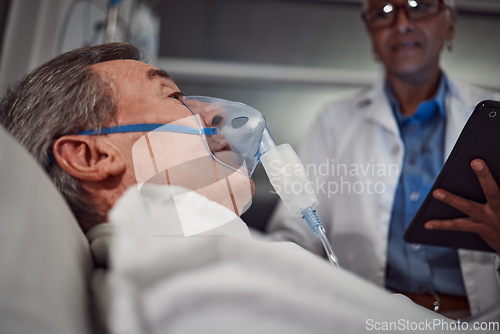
[424,159,500,253]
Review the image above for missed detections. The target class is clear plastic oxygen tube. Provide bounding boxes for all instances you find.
[301,207,340,267]
[258,129,340,268]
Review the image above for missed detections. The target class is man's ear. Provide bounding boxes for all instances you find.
[53,135,126,181]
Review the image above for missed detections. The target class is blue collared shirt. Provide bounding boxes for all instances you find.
[385,74,466,296]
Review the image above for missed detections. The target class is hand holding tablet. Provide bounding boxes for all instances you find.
[404,100,500,252]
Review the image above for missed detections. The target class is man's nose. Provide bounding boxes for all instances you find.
[206,132,232,153]
[197,108,233,152]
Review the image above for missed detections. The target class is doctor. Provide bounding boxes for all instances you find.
[267,0,500,319]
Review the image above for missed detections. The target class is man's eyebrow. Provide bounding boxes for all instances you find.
[147,68,172,81]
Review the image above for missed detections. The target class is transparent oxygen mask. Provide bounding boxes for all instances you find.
[97,95,340,266]
[181,96,276,178]
[182,96,339,267]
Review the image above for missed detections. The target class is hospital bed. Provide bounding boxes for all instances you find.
[0,125,95,333]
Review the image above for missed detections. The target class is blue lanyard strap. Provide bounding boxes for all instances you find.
[77,124,217,136]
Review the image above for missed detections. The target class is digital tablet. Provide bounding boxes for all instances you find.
[403,100,500,252]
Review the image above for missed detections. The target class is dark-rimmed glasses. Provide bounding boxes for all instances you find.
[362,0,447,31]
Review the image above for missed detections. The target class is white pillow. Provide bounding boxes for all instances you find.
[0,126,94,334]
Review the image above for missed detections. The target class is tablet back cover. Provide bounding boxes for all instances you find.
[404,100,500,252]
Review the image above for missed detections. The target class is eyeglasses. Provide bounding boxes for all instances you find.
[362,0,446,31]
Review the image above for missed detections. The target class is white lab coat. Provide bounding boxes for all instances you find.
[267,75,500,316]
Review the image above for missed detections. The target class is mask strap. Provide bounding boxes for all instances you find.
[77,123,217,136]
[45,124,217,169]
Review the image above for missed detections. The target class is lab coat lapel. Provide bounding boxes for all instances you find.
[361,78,401,139]
[443,79,472,160]
[362,77,472,161]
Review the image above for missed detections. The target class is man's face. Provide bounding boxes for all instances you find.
[91,59,254,216]
[366,0,455,79]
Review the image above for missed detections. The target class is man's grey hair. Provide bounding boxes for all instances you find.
[0,43,141,231]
